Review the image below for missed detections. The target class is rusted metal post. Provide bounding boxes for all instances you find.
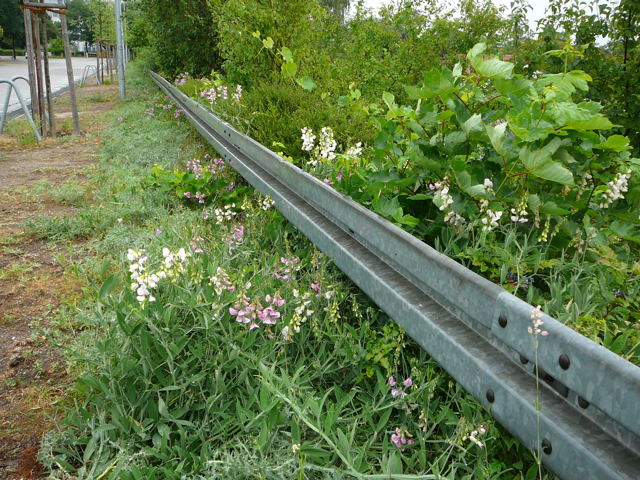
[41,14,56,137]
[59,0,81,135]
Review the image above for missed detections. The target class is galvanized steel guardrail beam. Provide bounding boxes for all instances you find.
[151,71,640,480]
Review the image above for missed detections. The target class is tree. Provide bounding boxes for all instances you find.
[67,0,96,44]
[88,0,115,42]
[0,0,26,58]
[320,0,350,22]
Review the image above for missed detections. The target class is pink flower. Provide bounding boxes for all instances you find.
[310,283,320,291]
[249,323,259,330]
[388,376,396,386]
[403,377,413,387]
[391,388,400,397]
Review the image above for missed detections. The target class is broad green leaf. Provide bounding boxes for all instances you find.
[295,76,316,91]
[443,130,466,154]
[528,160,574,185]
[520,140,574,185]
[262,37,274,49]
[528,194,541,213]
[382,92,396,110]
[281,60,297,78]
[540,201,571,215]
[467,43,486,65]
[373,196,402,219]
[494,76,532,95]
[596,135,630,152]
[476,58,514,79]
[452,63,462,78]
[462,114,483,134]
[547,102,596,125]
[609,221,640,244]
[486,122,509,157]
[566,116,614,131]
[280,46,293,62]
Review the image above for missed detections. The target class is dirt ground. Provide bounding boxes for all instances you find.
[0,83,118,479]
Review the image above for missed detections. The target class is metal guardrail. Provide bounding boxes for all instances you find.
[0,75,41,140]
[150,71,640,480]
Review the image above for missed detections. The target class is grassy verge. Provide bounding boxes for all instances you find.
[38,62,553,479]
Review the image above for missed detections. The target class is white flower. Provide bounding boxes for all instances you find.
[599,170,631,208]
[317,127,337,161]
[433,180,454,211]
[301,127,316,152]
[483,178,493,189]
[481,209,503,231]
[345,142,363,157]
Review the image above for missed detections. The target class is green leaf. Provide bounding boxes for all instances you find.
[540,201,571,215]
[528,194,541,213]
[462,114,483,135]
[566,116,614,131]
[251,30,261,38]
[596,135,630,152]
[295,76,316,91]
[486,122,509,157]
[262,37,274,49]
[520,140,574,185]
[373,196,402,219]
[386,452,404,474]
[280,46,293,62]
[382,92,396,110]
[281,60,297,78]
[494,76,532,95]
[452,63,462,78]
[609,221,640,244]
[476,58,514,79]
[529,160,574,185]
[98,274,118,300]
[467,43,486,65]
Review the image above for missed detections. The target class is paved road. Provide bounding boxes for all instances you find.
[0,56,97,115]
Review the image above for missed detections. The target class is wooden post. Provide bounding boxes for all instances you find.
[22,8,39,124]
[59,1,81,135]
[109,45,114,84]
[41,14,56,137]
[31,13,46,137]
[96,42,101,84]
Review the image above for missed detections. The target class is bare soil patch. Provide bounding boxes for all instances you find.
[0,84,117,478]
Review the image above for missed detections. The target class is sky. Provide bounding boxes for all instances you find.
[358,0,596,30]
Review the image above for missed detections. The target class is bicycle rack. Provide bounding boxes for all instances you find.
[80,64,99,86]
[0,75,41,141]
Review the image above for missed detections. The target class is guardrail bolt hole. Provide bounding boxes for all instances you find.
[519,354,528,365]
[486,389,495,403]
[542,439,552,455]
[559,354,570,370]
[498,315,508,328]
[578,396,590,409]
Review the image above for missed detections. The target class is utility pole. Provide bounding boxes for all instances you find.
[115,0,125,99]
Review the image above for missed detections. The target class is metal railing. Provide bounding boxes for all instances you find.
[80,64,99,87]
[0,75,41,140]
[150,71,640,480]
